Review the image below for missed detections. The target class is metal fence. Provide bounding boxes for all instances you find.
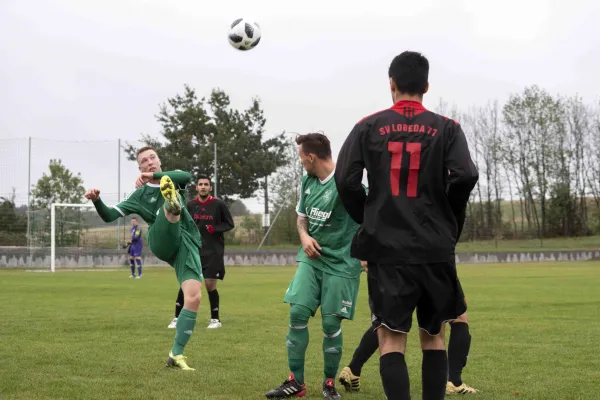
[0,137,147,250]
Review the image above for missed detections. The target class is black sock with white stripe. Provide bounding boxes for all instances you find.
[175,288,184,318]
[208,289,219,320]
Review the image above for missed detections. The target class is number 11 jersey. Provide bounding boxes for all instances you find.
[335,100,479,264]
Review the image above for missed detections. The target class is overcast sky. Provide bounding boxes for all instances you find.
[1,0,599,212]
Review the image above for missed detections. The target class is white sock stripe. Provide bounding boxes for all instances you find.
[323,328,342,338]
[290,324,308,329]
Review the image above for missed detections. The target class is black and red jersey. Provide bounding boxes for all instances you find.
[186,196,234,255]
[335,100,479,264]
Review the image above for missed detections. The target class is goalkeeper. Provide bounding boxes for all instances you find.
[84,146,202,371]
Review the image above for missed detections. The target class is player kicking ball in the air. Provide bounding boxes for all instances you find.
[265,133,364,400]
[85,146,203,371]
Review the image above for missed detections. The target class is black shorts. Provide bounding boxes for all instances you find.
[201,253,225,280]
[367,261,467,336]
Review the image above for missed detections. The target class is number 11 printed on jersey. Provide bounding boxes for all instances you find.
[388,141,422,197]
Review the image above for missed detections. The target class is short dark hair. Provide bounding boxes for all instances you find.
[131,217,137,221]
[296,132,332,160]
[136,146,157,158]
[197,174,212,185]
[388,51,429,96]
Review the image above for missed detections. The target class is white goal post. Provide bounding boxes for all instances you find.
[50,202,100,272]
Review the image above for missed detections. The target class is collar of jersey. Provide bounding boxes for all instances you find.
[195,196,215,205]
[320,169,335,185]
[391,100,427,112]
[146,183,160,188]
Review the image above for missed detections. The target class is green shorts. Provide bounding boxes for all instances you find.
[148,208,203,285]
[283,262,360,320]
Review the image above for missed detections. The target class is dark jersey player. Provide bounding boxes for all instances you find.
[337,170,477,396]
[168,174,234,330]
[334,51,479,400]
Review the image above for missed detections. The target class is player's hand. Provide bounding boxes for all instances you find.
[135,172,154,188]
[84,188,100,202]
[301,236,321,259]
[360,260,368,272]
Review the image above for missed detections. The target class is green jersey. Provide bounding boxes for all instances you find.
[295,170,362,279]
[112,174,201,249]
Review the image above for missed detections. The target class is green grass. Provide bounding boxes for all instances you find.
[455,236,600,252]
[1,263,599,399]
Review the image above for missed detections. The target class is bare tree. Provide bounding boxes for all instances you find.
[585,100,600,210]
[476,100,503,242]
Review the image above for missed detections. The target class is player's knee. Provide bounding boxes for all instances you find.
[205,280,217,292]
[183,288,202,309]
[322,315,342,338]
[452,312,468,324]
[419,329,446,350]
[289,304,311,328]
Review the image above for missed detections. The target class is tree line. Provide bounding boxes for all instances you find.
[0,85,286,247]
[449,86,600,242]
[2,84,599,248]
[261,85,600,246]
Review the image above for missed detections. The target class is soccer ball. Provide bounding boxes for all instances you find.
[228,18,261,51]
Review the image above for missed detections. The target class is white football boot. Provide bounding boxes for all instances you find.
[207,319,222,329]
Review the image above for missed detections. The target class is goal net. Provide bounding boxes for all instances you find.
[29,203,141,272]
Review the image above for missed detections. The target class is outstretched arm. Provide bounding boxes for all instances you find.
[85,188,140,223]
[153,170,192,187]
[92,198,122,223]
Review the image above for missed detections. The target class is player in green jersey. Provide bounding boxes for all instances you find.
[265,133,364,400]
[84,146,202,371]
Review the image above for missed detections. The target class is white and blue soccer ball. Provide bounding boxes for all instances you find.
[228,18,261,51]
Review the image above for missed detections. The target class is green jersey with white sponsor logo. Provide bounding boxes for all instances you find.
[295,170,362,279]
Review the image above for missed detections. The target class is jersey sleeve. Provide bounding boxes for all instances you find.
[335,123,367,224]
[113,189,141,217]
[214,201,235,232]
[153,170,191,190]
[444,122,479,236]
[296,176,308,217]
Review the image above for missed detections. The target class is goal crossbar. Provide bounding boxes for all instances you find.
[50,203,97,272]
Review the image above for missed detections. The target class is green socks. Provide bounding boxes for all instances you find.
[286,326,309,384]
[322,315,343,382]
[171,308,197,356]
[323,331,343,380]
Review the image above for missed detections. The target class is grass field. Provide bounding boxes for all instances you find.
[1,263,599,400]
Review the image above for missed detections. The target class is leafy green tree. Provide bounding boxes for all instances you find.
[124,85,287,201]
[0,189,27,246]
[30,159,85,246]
